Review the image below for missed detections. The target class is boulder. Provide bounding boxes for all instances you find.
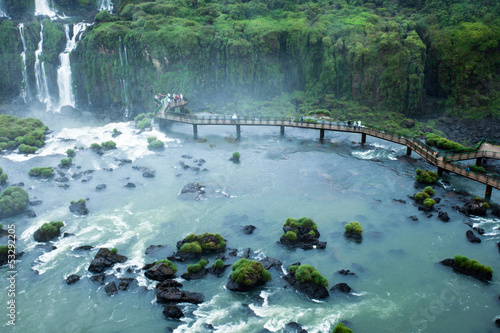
[179,183,206,200]
[156,280,204,304]
[440,258,492,281]
[344,231,362,242]
[90,274,106,285]
[33,223,63,242]
[69,200,89,215]
[74,245,94,251]
[163,304,184,319]
[280,226,327,250]
[284,322,307,333]
[181,268,208,280]
[466,230,481,243]
[282,274,329,300]
[260,256,282,270]
[242,225,256,234]
[66,274,81,285]
[95,184,106,191]
[26,209,36,218]
[330,283,352,294]
[438,211,450,222]
[337,269,357,277]
[458,201,486,216]
[144,262,176,281]
[492,209,500,218]
[88,248,128,273]
[105,281,118,296]
[207,264,230,277]
[124,182,136,188]
[29,199,42,206]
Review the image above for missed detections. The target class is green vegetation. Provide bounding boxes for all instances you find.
[416,168,439,184]
[179,232,227,253]
[414,191,430,201]
[38,221,64,238]
[453,255,493,275]
[0,245,8,255]
[187,259,209,273]
[345,222,363,235]
[0,115,47,154]
[482,202,490,209]
[70,199,86,205]
[284,217,317,230]
[231,258,271,286]
[285,230,297,242]
[110,247,118,254]
[213,259,225,269]
[232,152,240,160]
[90,143,101,150]
[156,259,178,273]
[28,167,55,178]
[332,323,354,333]
[0,168,7,184]
[289,264,328,288]
[423,198,437,208]
[0,187,28,217]
[425,133,466,150]
[147,136,165,151]
[469,165,486,174]
[101,141,117,150]
[135,113,155,130]
[60,157,72,166]
[66,149,76,157]
[424,186,435,196]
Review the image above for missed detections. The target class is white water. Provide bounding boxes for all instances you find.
[0,0,9,18]
[18,23,30,103]
[99,0,113,12]
[118,36,130,118]
[34,23,52,110]
[35,0,57,17]
[57,23,90,111]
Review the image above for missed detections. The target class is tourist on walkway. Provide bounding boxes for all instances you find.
[348,120,351,128]
[301,116,303,124]
[466,163,470,171]
[358,121,361,129]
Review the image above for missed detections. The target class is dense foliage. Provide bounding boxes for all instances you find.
[0,115,47,154]
[0,186,29,217]
[179,232,227,253]
[332,323,354,333]
[187,258,209,273]
[415,168,439,184]
[231,258,271,286]
[0,167,8,184]
[156,258,178,273]
[147,136,165,150]
[289,264,328,287]
[425,133,466,151]
[453,255,493,275]
[29,167,54,177]
[345,221,363,235]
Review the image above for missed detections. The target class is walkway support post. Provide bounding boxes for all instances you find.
[437,167,444,177]
[280,125,285,136]
[193,124,198,140]
[476,157,483,166]
[485,185,492,201]
[361,133,366,144]
[406,147,412,156]
[320,129,325,143]
[236,125,241,140]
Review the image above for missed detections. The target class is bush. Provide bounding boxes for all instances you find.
[470,165,486,173]
[332,323,353,333]
[285,230,297,241]
[284,217,317,230]
[137,118,151,130]
[179,241,202,254]
[38,221,64,239]
[416,168,439,184]
[90,143,101,150]
[414,192,430,201]
[147,136,157,143]
[70,199,86,205]
[425,133,465,150]
[147,139,165,151]
[41,168,54,177]
[232,151,240,160]
[29,167,54,177]
[482,202,490,209]
[292,264,328,287]
[187,259,209,273]
[231,258,271,286]
[134,113,146,123]
[156,259,178,273]
[60,157,72,166]
[18,144,38,154]
[0,115,47,153]
[0,245,8,255]
[0,172,7,183]
[345,222,363,235]
[110,247,118,254]
[423,186,435,196]
[453,255,493,274]
[179,232,227,253]
[101,141,117,150]
[0,187,29,217]
[66,149,75,157]
[423,198,436,208]
[213,259,225,269]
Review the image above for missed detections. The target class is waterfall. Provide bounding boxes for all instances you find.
[98,0,113,12]
[35,0,56,17]
[0,0,10,18]
[18,23,30,103]
[34,23,51,109]
[118,36,130,118]
[57,22,89,110]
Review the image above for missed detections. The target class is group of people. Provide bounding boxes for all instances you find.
[347,120,362,129]
[154,93,184,105]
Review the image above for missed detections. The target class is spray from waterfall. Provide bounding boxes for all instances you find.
[118,36,130,118]
[98,0,113,12]
[34,23,51,110]
[0,0,10,18]
[35,0,57,18]
[57,22,90,111]
[18,23,30,103]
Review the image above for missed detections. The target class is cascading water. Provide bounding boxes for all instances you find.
[35,0,56,17]
[118,36,130,118]
[57,22,89,110]
[98,0,113,12]
[18,23,30,103]
[34,23,51,109]
[0,0,10,18]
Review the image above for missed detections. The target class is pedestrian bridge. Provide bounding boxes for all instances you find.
[155,111,500,199]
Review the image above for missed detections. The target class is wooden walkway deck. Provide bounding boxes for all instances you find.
[155,112,500,196]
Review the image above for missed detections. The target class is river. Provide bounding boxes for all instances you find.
[0,114,499,332]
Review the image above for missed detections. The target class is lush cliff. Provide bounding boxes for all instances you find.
[0,0,498,129]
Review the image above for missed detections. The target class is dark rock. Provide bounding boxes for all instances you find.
[284,322,307,333]
[144,263,176,281]
[55,177,69,182]
[179,182,205,200]
[242,247,251,259]
[145,245,167,255]
[66,274,80,285]
[143,170,156,178]
[458,200,486,216]
[208,264,230,277]
[124,182,136,188]
[392,199,406,204]
[69,200,89,215]
[63,233,75,238]
[344,231,362,242]
[473,227,485,235]
[492,209,500,218]
[34,225,62,242]
[408,215,418,222]
[95,184,106,191]
[440,258,492,281]
[163,304,184,319]
[438,211,450,222]
[74,245,93,251]
[26,209,36,218]
[466,230,481,243]
[330,283,352,294]
[105,281,118,296]
[156,280,204,304]
[203,323,215,330]
[226,276,267,292]
[111,130,122,138]
[181,155,192,159]
[90,274,106,285]
[242,225,256,234]
[88,248,128,273]
[29,199,42,206]
[181,268,208,280]
[118,278,136,291]
[280,226,327,250]
[282,273,329,299]
[260,256,282,270]
[337,269,356,277]
[115,158,132,164]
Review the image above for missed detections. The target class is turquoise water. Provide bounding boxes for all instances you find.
[1,118,499,333]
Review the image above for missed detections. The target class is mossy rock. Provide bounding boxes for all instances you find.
[284,263,329,299]
[415,168,439,184]
[226,258,271,292]
[176,232,227,256]
[280,217,326,250]
[0,187,29,218]
[34,221,64,242]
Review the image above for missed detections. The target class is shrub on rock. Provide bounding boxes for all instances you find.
[0,169,7,184]
[101,141,117,150]
[423,198,436,208]
[332,322,354,333]
[416,168,439,184]
[88,248,128,273]
[284,263,329,299]
[60,157,72,166]
[29,167,54,177]
[227,258,271,291]
[280,217,326,250]
[441,255,493,281]
[66,149,75,157]
[0,115,47,154]
[147,137,165,151]
[34,221,64,242]
[177,232,227,256]
[0,186,29,218]
[345,222,363,236]
[69,199,89,215]
[423,186,435,196]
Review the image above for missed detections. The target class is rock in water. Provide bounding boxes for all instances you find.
[105,281,118,296]
[242,225,256,234]
[144,262,176,281]
[88,248,128,273]
[66,274,80,285]
[69,200,89,215]
[438,211,450,222]
[330,283,352,294]
[466,230,481,243]
[163,304,184,319]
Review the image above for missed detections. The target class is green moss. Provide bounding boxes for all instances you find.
[70,199,86,205]
[0,173,8,183]
[60,157,72,166]
[66,149,75,157]
[187,259,208,273]
[101,141,117,150]
[179,241,203,254]
[0,187,29,217]
[232,151,240,160]
[425,133,466,150]
[90,143,101,150]
[416,169,439,184]
[285,230,297,241]
[156,259,178,273]
[423,198,437,208]
[110,247,118,254]
[292,264,328,288]
[423,186,435,196]
[332,323,354,333]
[414,192,430,201]
[147,139,165,151]
[284,217,317,230]
[213,259,225,269]
[453,255,493,275]
[39,221,64,237]
[231,258,271,286]
[0,245,8,255]
[482,202,490,209]
[345,222,363,235]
